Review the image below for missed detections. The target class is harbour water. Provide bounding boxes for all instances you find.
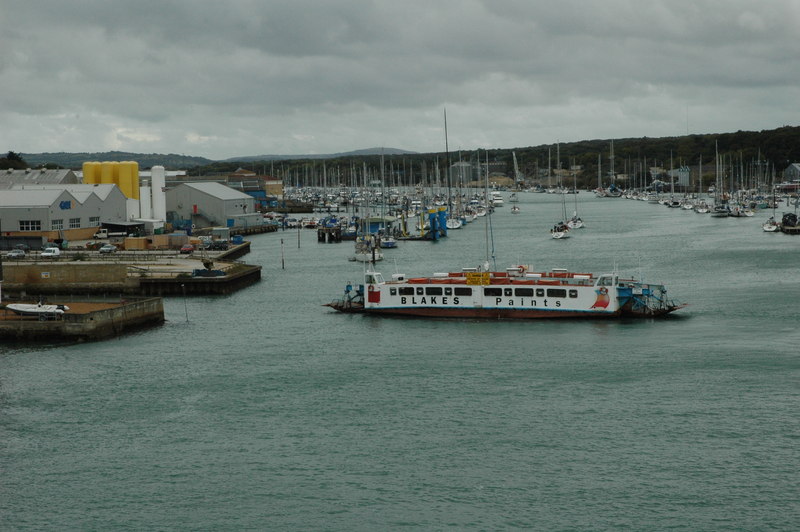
[2,193,799,530]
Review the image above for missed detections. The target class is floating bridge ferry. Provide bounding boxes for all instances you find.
[327,266,684,319]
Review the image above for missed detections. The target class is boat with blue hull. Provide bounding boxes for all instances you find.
[326,266,684,319]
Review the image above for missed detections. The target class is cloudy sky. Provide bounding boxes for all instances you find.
[2,0,799,160]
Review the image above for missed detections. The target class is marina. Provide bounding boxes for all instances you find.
[2,192,799,529]
[6,1,800,527]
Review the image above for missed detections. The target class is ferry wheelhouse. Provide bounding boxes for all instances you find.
[327,266,684,319]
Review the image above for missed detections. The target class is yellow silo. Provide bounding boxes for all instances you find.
[100,161,115,184]
[130,161,140,200]
[83,161,101,184]
[82,162,93,184]
[118,161,133,198]
[111,161,121,188]
[92,161,102,184]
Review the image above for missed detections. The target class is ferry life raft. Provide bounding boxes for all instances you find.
[325,266,685,319]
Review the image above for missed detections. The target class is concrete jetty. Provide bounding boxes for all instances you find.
[0,242,260,296]
[0,298,165,342]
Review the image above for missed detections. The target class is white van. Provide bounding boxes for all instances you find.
[41,247,61,258]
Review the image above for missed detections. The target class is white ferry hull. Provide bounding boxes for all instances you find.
[327,268,684,319]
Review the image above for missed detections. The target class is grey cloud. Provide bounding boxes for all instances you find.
[2,0,799,159]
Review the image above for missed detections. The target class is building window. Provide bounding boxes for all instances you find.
[52,219,64,230]
[19,220,42,231]
[89,216,100,226]
[69,217,81,229]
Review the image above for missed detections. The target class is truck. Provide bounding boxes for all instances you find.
[93,228,128,239]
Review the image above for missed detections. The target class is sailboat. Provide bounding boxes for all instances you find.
[443,109,462,231]
[692,155,710,213]
[378,152,398,248]
[710,142,730,217]
[352,234,384,262]
[566,171,584,229]
[763,167,780,232]
[550,221,570,239]
[551,180,571,239]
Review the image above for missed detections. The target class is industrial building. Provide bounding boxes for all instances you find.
[165,182,261,231]
[0,168,80,187]
[0,162,273,248]
[0,184,129,243]
[0,164,167,245]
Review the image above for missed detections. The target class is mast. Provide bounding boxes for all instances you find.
[670,151,674,198]
[512,151,521,187]
[609,139,615,187]
[597,153,601,189]
[444,107,452,219]
[482,149,489,266]
[715,140,720,204]
[556,141,561,190]
[698,153,702,197]
[485,149,496,270]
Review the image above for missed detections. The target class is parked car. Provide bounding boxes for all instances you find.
[98,244,117,254]
[41,247,61,258]
[6,249,26,259]
[13,243,31,251]
[180,244,194,254]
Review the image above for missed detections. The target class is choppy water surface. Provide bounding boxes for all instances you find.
[2,194,799,530]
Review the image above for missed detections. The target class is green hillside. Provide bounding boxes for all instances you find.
[10,126,800,188]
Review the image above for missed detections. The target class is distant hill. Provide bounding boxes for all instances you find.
[20,151,214,170]
[223,147,417,162]
[19,147,416,169]
[15,128,800,181]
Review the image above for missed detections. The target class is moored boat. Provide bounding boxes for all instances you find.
[326,266,684,319]
[350,235,383,262]
[550,222,571,239]
[5,303,70,320]
[566,213,584,229]
[762,216,780,232]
